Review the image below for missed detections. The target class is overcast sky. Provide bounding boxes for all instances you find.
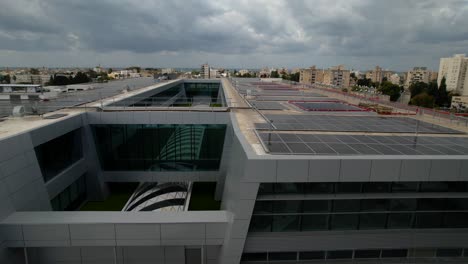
[1,0,467,71]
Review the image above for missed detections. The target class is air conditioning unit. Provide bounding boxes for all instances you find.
[12,105,25,117]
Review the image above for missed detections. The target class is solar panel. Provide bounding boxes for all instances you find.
[290,101,367,112]
[250,101,286,110]
[257,132,468,155]
[257,114,463,134]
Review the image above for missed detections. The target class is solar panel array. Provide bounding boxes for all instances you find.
[250,101,287,110]
[290,101,367,112]
[257,132,468,155]
[256,114,461,134]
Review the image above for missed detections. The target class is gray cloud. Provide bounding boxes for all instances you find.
[0,0,467,70]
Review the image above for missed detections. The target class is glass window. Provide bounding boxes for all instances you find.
[274,183,304,194]
[241,253,267,262]
[335,183,362,193]
[330,214,358,230]
[417,198,446,211]
[249,216,272,232]
[333,200,360,212]
[389,199,417,211]
[381,249,407,258]
[35,129,83,182]
[354,250,381,259]
[359,213,387,229]
[272,215,300,232]
[362,182,391,193]
[445,198,468,210]
[327,250,353,259]
[387,213,413,229]
[268,252,297,261]
[443,213,468,228]
[258,183,274,195]
[273,200,302,213]
[299,251,325,260]
[436,248,462,257]
[392,182,418,192]
[410,248,435,258]
[361,199,388,212]
[253,201,273,214]
[414,213,443,228]
[420,182,449,192]
[301,215,329,231]
[303,200,330,213]
[305,183,334,194]
[92,124,226,171]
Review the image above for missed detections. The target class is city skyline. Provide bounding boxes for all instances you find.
[1,0,467,70]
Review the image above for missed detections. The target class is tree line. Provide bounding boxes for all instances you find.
[409,77,452,108]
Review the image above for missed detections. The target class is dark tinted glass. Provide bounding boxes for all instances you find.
[330,214,358,230]
[443,213,468,228]
[272,215,300,232]
[241,253,267,261]
[436,248,463,257]
[387,213,413,229]
[418,198,446,211]
[336,183,362,193]
[303,200,330,213]
[299,251,325,260]
[381,249,407,258]
[249,216,272,232]
[414,213,443,228]
[305,183,334,194]
[258,183,274,195]
[333,200,360,212]
[273,200,302,213]
[35,129,82,182]
[268,252,297,261]
[301,215,329,231]
[354,250,381,258]
[389,199,417,211]
[446,198,468,210]
[359,213,387,229]
[362,182,391,193]
[420,182,449,192]
[327,250,353,259]
[92,124,226,171]
[253,201,273,214]
[361,199,388,212]
[392,182,418,192]
[274,183,304,194]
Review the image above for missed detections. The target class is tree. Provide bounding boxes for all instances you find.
[410,93,435,108]
[71,72,91,84]
[409,82,428,98]
[436,77,450,107]
[426,80,439,99]
[378,81,402,101]
[108,68,113,74]
[270,70,280,78]
[357,78,372,87]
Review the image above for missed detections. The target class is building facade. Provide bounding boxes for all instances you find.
[323,65,350,88]
[299,66,324,85]
[0,78,467,264]
[438,54,468,95]
[405,67,434,88]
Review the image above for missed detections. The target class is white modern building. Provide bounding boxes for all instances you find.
[438,54,468,95]
[0,78,467,264]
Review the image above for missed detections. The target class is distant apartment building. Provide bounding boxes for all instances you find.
[404,67,435,88]
[323,65,350,88]
[13,74,50,85]
[201,63,210,79]
[389,73,401,85]
[161,68,176,74]
[366,66,393,84]
[438,54,468,95]
[238,69,250,75]
[299,66,324,85]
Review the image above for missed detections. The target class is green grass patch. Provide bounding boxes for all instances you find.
[188,182,220,211]
[80,182,138,211]
[210,103,223,107]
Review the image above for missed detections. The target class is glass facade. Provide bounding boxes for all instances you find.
[242,248,467,262]
[50,174,87,211]
[92,124,226,171]
[258,182,468,195]
[35,129,83,182]
[250,198,468,232]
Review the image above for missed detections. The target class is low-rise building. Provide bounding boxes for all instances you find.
[323,65,350,88]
